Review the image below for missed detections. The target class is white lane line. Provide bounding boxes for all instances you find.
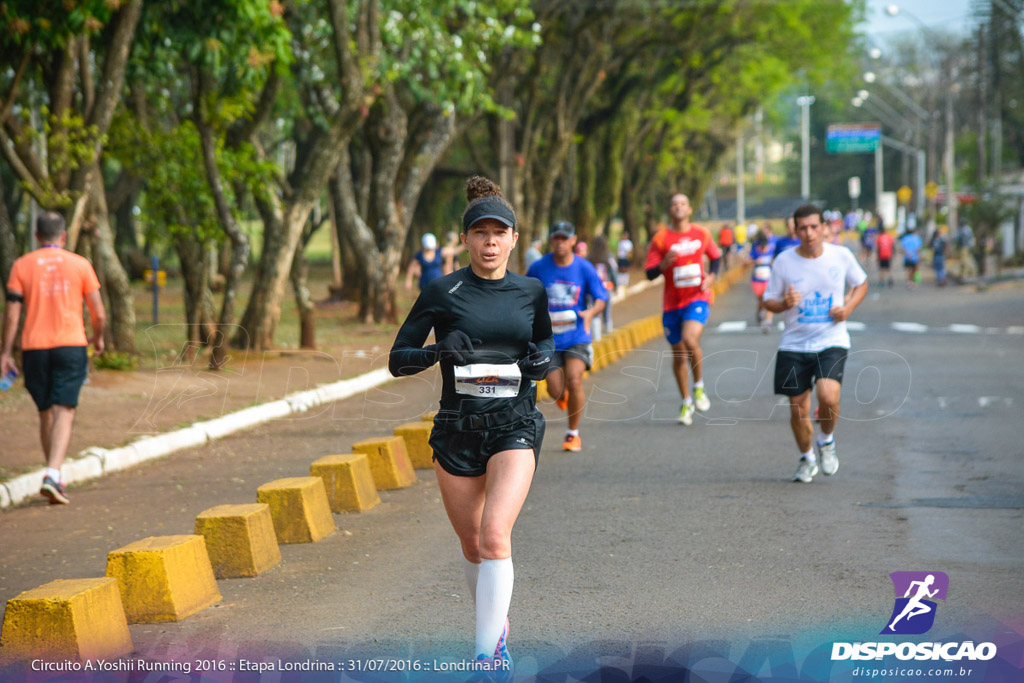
[846,321,867,331]
[1008,326,1024,335]
[949,324,982,334]
[891,322,928,333]
[718,321,748,332]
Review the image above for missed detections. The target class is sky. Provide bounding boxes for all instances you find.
[860,0,977,41]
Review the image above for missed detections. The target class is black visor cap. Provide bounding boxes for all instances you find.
[463,198,516,231]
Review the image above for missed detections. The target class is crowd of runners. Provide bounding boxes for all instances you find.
[382,176,899,675]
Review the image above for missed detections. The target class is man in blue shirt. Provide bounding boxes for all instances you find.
[899,228,923,288]
[527,221,607,452]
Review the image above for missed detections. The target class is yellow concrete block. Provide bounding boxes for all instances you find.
[0,578,132,663]
[256,477,336,544]
[394,422,434,469]
[105,535,221,624]
[591,341,606,371]
[352,436,417,490]
[536,380,550,401]
[194,504,281,578]
[421,411,438,422]
[311,454,381,512]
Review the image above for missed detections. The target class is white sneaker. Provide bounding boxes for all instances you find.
[694,387,710,412]
[793,457,819,483]
[679,403,694,426]
[818,439,838,475]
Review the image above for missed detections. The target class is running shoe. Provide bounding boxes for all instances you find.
[40,476,69,505]
[493,618,512,668]
[562,434,582,452]
[694,387,710,412]
[555,389,569,411]
[818,439,839,475]
[679,403,694,426]
[793,457,819,483]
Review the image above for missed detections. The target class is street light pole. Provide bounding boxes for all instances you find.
[736,132,745,225]
[797,95,815,200]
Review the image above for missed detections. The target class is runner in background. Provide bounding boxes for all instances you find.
[645,193,722,426]
[616,231,634,287]
[589,235,618,340]
[527,221,607,452]
[876,227,895,288]
[773,216,800,258]
[899,228,923,288]
[748,230,776,333]
[717,223,735,269]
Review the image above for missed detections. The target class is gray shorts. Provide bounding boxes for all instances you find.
[551,343,593,371]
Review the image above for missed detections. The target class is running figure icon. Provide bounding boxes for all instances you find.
[888,574,939,631]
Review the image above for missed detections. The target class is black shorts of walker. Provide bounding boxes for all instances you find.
[22,345,89,411]
[430,409,545,477]
[773,347,848,397]
[550,343,593,371]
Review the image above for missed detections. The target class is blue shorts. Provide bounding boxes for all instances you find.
[662,301,710,345]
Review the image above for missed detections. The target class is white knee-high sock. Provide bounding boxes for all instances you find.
[462,555,480,604]
[474,558,514,657]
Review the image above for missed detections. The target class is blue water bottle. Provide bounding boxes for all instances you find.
[0,369,17,391]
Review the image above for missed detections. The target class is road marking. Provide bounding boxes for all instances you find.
[949,324,981,334]
[1008,326,1024,335]
[846,321,867,331]
[891,322,928,333]
[717,321,748,332]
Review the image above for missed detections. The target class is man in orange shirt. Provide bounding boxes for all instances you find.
[2,212,105,504]
[645,193,722,426]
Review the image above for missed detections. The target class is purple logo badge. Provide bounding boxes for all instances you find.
[881,571,949,635]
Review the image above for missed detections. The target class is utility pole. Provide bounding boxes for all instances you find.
[797,96,815,200]
[945,85,959,231]
[736,133,745,225]
[875,144,884,215]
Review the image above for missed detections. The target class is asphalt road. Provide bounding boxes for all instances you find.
[1,265,1022,680]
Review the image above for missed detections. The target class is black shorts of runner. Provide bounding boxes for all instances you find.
[774,347,848,397]
[551,343,593,371]
[904,258,918,268]
[22,345,89,411]
[879,258,891,269]
[430,409,545,477]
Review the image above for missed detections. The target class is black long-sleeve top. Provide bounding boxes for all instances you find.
[389,266,554,416]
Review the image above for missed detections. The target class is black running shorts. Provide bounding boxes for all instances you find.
[551,343,593,371]
[430,409,545,477]
[22,345,89,411]
[773,347,848,397]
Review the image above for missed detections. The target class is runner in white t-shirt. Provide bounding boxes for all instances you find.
[763,205,868,483]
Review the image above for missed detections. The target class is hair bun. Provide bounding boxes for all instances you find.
[466,175,503,201]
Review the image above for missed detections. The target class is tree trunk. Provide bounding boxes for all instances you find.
[174,237,215,362]
[0,173,17,288]
[86,164,136,352]
[290,239,316,349]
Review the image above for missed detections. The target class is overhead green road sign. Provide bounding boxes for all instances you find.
[826,123,881,153]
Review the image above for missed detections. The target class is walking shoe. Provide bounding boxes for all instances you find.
[793,457,819,483]
[40,476,69,504]
[818,439,839,475]
[679,403,694,426]
[694,387,710,412]
[555,389,569,411]
[562,434,582,452]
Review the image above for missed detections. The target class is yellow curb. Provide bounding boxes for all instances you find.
[311,454,381,513]
[393,422,434,469]
[352,437,417,490]
[0,577,133,663]
[256,477,336,544]
[194,504,282,578]
[105,535,221,623]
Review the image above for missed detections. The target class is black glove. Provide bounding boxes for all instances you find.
[435,330,480,366]
[517,342,551,380]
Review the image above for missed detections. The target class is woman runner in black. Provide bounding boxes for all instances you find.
[389,176,553,672]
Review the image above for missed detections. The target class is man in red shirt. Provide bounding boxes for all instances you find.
[717,223,735,269]
[645,193,722,426]
[876,228,895,288]
[2,212,105,504]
